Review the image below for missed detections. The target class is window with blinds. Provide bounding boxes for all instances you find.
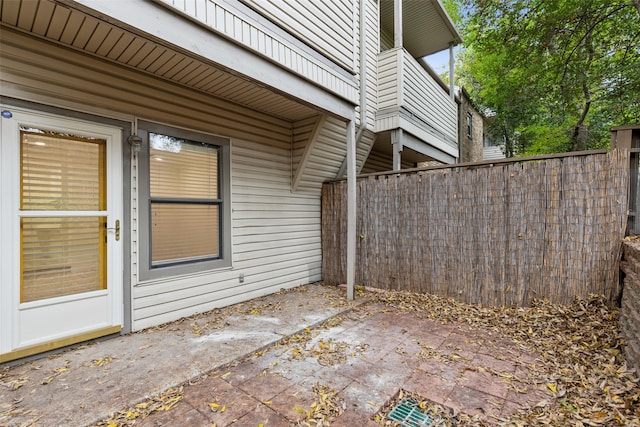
[20,129,107,303]
[149,133,221,266]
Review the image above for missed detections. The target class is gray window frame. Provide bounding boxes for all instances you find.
[137,121,231,281]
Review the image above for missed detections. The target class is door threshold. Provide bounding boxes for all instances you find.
[0,325,122,364]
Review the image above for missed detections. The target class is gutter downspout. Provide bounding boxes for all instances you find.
[346,0,370,300]
[337,0,369,180]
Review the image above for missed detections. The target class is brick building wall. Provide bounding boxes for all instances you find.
[620,241,640,374]
[458,89,484,163]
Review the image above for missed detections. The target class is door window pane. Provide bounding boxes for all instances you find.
[21,129,106,211]
[21,216,106,302]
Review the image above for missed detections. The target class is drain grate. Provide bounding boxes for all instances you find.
[387,399,439,427]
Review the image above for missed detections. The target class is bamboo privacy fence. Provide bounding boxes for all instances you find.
[322,150,629,306]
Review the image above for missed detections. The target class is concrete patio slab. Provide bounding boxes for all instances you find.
[0,285,361,426]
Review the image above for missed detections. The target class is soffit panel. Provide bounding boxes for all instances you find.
[380,0,462,58]
[373,131,431,164]
[0,0,318,122]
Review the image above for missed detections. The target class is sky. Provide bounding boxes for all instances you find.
[424,46,461,80]
[424,50,451,74]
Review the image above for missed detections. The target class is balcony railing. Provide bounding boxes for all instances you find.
[377,48,458,153]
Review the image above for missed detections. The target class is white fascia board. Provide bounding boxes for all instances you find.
[401,130,457,164]
[399,116,458,158]
[65,0,356,120]
[374,111,458,158]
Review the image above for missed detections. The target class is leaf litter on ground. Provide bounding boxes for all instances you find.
[94,386,184,427]
[372,290,640,426]
[296,382,344,426]
[76,285,639,426]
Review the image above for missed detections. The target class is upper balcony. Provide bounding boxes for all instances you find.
[377,47,458,162]
[372,0,462,166]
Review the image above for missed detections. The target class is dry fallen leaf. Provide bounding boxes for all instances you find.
[374,291,640,426]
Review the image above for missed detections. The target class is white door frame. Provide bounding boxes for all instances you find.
[0,106,123,361]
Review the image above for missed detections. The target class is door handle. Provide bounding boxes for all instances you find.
[106,220,120,241]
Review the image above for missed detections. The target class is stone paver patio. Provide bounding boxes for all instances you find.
[1,285,546,426]
[134,305,543,426]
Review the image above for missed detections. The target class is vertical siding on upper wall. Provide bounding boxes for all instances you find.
[1,29,326,330]
[244,0,356,72]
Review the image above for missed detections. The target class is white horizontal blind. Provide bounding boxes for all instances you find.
[149,134,220,265]
[149,134,218,198]
[21,217,105,302]
[151,204,220,263]
[21,131,105,210]
[20,130,107,302]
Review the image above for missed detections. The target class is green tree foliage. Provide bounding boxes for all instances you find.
[455,0,640,156]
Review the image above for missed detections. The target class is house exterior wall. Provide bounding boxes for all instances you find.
[376,48,459,160]
[241,0,356,71]
[620,241,640,375]
[458,93,484,163]
[292,115,350,193]
[483,145,506,160]
[153,0,358,110]
[362,0,379,130]
[1,0,462,358]
[0,29,330,331]
[361,151,413,173]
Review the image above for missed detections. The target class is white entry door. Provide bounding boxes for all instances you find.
[0,107,123,362]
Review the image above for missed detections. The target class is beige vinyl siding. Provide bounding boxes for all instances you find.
[294,117,349,193]
[483,146,506,161]
[380,28,393,52]
[155,0,358,104]
[0,30,291,144]
[403,55,457,145]
[377,49,402,111]
[243,0,355,72]
[132,136,322,326]
[0,1,324,122]
[361,151,413,174]
[356,131,376,174]
[1,29,329,330]
[292,116,319,183]
[352,0,380,171]
[377,48,457,149]
[363,0,379,129]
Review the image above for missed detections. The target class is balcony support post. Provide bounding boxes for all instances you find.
[449,42,455,101]
[346,119,356,301]
[392,128,403,170]
[394,0,403,48]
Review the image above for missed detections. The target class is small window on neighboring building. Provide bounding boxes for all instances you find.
[466,112,473,137]
[137,121,231,281]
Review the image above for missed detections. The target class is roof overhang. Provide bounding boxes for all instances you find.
[0,0,353,122]
[380,0,462,58]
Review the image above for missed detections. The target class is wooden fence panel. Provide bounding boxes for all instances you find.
[322,150,629,306]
